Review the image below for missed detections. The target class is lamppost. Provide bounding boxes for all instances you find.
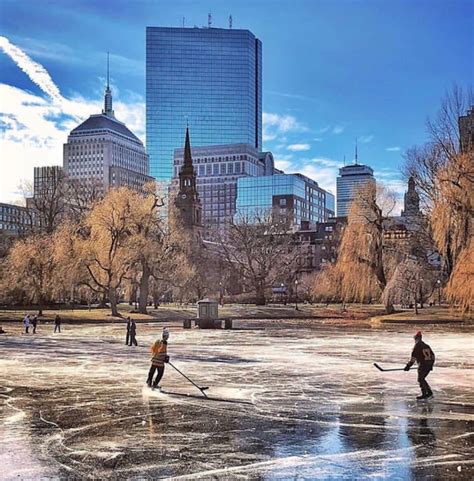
[219,282,224,306]
[295,279,299,311]
[280,283,284,305]
[436,279,441,306]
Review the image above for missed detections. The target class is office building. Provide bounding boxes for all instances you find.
[173,141,275,238]
[0,203,33,236]
[146,26,262,181]
[63,66,153,193]
[459,105,474,153]
[336,164,375,217]
[33,166,64,199]
[236,173,335,231]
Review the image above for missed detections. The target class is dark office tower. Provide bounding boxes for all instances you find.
[146,26,262,181]
[459,105,474,153]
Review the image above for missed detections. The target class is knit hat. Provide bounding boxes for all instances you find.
[162,328,169,340]
[414,331,422,340]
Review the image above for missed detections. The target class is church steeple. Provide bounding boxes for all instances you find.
[102,52,115,118]
[401,176,420,217]
[174,127,202,234]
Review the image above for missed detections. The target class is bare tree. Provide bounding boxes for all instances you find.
[217,211,300,305]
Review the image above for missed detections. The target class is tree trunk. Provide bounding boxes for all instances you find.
[109,288,119,317]
[383,298,395,314]
[255,281,266,305]
[138,264,150,314]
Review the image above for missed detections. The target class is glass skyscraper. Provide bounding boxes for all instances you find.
[146,27,262,180]
[336,164,375,216]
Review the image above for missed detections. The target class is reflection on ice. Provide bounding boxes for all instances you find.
[0,321,473,479]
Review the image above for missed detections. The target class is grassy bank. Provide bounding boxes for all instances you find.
[0,303,385,324]
[370,306,471,325]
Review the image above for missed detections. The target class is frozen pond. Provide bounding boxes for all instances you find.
[1,320,473,480]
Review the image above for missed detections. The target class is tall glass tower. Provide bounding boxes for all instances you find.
[146,27,262,181]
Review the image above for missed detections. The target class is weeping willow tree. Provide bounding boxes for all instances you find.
[336,183,397,313]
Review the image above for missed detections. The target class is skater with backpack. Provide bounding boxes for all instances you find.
[404,331,435,400]
[146,328,170,390]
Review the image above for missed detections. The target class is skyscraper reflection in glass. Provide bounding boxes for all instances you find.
[146,27,262,181]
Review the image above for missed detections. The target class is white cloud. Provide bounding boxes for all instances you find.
[298,164,337,195]
[287,143,310,152]
[313,137,323,142]
[0,36,145,203]
[316,125,331,134]
[332,125,345,135]
[359,135,374,144]
[0,35,64,105]
[263,112,308,134]
[273,154,294,173]
[386,146,401,152]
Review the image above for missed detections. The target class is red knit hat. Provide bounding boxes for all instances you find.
[414,331,422,339]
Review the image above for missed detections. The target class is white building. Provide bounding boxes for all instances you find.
[63,69,153,192]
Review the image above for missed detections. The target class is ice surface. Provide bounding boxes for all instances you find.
[0,320,473,480]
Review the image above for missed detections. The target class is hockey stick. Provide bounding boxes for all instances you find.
[168,362,209,398]
[373,362,408,372]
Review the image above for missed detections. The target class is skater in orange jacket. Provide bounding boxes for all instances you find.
[146,328,170,389]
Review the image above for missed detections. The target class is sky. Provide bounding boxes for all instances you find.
[0,0,472,208]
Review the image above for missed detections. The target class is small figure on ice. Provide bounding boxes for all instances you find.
[404,331,435,400]
[147,328,170,390]
[32,314,38,334]
[129,319,138,346]
[125,317,131,345]
[54,314,61,333]
[23,314,30,334]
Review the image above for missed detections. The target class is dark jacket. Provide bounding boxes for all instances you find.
[409,341,435,369]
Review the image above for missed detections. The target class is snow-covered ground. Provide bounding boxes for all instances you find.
[0,320,473,480]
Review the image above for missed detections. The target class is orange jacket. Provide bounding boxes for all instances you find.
[150,340,168,367]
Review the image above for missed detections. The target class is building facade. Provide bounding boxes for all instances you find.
[236,173,335,231]
[33,166,64,199]
[0,203,33,236]
[146,26,262,181]
[63,75,153,192]
[295,217,347,273]
[336,164,375,217]
[173,142,275,238]
[459,105,474,153]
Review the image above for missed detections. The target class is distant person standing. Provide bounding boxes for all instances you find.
[404,331,435,400]
[147,328,169,389]
[129,319,138,346]
[125,317,131,345]
[31,315,38,334]
[54,314,61,333]
[23,314,30,334]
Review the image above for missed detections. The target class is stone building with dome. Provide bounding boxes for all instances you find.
[63,64,153,192]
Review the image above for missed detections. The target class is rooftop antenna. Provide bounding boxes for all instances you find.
[354,138,358,165]
[182,17,185,28]
[343,155,346,166]
[106,51,110,89]
[208,12,212,28]
[229,14,233,29]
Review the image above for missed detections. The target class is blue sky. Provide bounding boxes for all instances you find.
[0,0,472,205]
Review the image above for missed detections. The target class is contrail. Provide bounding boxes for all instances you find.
[0,35,64,104]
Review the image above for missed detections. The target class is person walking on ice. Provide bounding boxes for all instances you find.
[125,317,131,345]
[54,314,61,333]
[32,314,38,334]
[23,314,30,334]
[129,319,138,346]
[404,331,435,400]
[147,328,170,390]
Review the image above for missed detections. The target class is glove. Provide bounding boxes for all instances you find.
[404,364,411,371]
[164,355,170,363]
